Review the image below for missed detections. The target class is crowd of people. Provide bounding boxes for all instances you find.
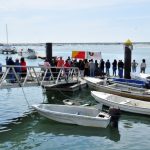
[4,56,27,82]
[42,56,147,78]
[0,56,147,83]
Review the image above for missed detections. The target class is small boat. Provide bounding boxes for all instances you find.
[110,77,146,88]
[32,104,111,128]
[84,77,150,101]
[0,24,17,54]
[0,45,17,54]
[18,48,37,59]
[91,91,150,115]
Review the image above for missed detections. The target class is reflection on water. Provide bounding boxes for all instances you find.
[121,113,150,128]
[1,110,150,150]
[0,112,120,145]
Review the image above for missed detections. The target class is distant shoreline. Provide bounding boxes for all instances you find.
[1,42,150,46]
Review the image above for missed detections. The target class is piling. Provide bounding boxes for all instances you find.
[124,39,133,79]
[46,43,52,63]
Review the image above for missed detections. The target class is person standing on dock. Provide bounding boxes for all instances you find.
[89,59,95,77]
[56,57,64,80]
[106,59,111,76]
[140,59,146,73]
[112,59,117,76]
[78,60,85,78]
[64,59,71,81]
[0,62,2,75]
[131,60,138,72]
[44,58,51,80]
[20,57,27,78]
[84,59,89,76]
[57,56,64,68]
[7,57,15,83]
[118,60,124,78]
[100,59,105,77]
[14,58,21,79]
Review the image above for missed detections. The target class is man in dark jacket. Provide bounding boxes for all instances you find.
[118,60,124,78]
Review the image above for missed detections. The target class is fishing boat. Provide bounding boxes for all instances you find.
[32,104,111,128]
[91,91,150,115]
[84,77,150,101]
[18,48,37,59]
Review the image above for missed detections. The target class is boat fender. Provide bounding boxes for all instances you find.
[109,108,121,128]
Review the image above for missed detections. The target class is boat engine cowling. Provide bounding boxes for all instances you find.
[109,107,121,128]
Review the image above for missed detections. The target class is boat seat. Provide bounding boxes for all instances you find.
[76,112,80,115]
[119,100,130,104]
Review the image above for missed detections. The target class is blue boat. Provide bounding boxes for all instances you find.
[111,78,146,88]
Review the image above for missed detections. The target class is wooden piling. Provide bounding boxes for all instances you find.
[124,39,133,79]
[46,43,52,63]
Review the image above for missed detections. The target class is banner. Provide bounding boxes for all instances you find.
[72,51,85,59]
[87,51,101,60]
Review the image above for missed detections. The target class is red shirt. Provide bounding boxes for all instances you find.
[20,61,27,71]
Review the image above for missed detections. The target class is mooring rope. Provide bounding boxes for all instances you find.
[21,87,31,108]
[52,88,84,101]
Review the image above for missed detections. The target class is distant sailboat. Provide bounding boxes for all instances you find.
[0,24,17,54]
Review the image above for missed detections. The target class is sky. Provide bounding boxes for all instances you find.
[0,0,150,43]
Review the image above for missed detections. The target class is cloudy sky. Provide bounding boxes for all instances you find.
[0,0,150,43]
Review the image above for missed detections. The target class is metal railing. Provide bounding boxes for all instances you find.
[0,65,80,89]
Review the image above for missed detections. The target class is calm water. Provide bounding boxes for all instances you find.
[0,43,150,150]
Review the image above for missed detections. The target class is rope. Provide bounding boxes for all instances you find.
[52,87,84,101]
[21,87,31,108]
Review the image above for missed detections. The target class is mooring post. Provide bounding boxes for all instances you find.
[46,43,52,63]
[124,39,133,79]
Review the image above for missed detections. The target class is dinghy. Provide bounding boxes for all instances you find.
[91,91,150,115]
[84,77,150,101]
[32,104,111,128]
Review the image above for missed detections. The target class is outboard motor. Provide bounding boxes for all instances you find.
[109,107,121,128]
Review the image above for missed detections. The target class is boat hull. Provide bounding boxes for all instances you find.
[85,77,150,101]
[91,91,150,115]
[32,104,110,128]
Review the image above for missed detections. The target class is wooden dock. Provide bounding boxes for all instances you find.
[43,78,87,92]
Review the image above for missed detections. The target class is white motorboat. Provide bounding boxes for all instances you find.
[32,104,111,128]
[84,77,150,101]
[91,91,150,115]
[18,48,37,59]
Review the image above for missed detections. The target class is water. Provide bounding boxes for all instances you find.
[0,43,150,150]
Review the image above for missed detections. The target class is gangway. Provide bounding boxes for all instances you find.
[0,65,80,89]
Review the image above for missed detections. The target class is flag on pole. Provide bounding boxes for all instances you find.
[72,51,86,59]
[86,52,102,60]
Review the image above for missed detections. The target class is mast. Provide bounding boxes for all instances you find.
[6,24,8,45]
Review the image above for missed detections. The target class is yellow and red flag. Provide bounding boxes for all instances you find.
[72,51,85,59]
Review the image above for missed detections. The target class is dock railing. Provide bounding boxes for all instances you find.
[0,65,80,89]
